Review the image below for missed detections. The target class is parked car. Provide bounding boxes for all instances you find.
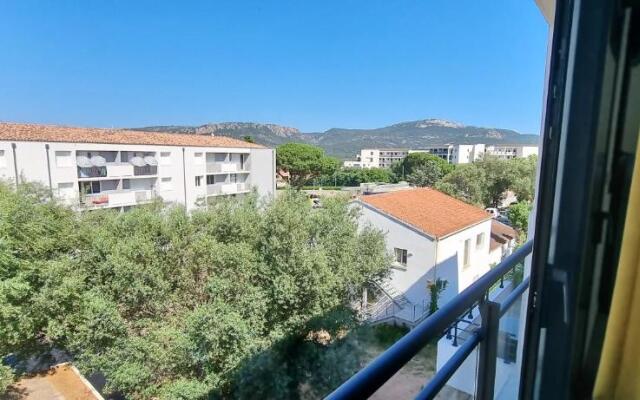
[485,207,500,218]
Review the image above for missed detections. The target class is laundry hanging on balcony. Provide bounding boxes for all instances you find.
[90,155,107,167]
[143,155,158,166]
[76,155,92,168]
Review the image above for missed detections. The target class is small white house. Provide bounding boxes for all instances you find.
[355,187,492,325]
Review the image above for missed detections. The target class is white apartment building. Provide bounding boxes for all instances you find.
[0,123,275,211]
[344,144,539,168]
[355,188,492,325]
[348,148,409,169]
[409,144,487,164]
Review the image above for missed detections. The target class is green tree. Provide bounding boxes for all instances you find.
[435,164,487,206]
[508,201,532,233]
[322,167,395,187]
[393,153,454,181]
[0,364,13,395]
[475,156,515,207]
[510,155,538,203]
[0,182,389,399]
[243,135,255,143]
[276,143,339,188]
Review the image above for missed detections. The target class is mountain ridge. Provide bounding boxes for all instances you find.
[132,118,539,159]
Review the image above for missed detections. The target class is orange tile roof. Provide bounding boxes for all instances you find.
[0,122,266,149]
[358,187,491,238]
[490,220,518,250]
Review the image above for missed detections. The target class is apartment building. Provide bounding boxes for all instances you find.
[343,144,539,168]
[0,123,275,211]
[354,188,492,325]
[351,148,409,169]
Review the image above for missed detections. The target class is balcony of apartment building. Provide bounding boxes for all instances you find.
[76,151,158,180]
[328,1,640,399]
[205,173,250,197]
[78,177,156,209]
[205,152,250,174]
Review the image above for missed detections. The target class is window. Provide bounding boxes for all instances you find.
[159,152,171,165]
[206,175,214,185]
[55,151,73,167]
[194,152,203,165]
[0,150,5,168]
[160,177,173,190]
[476,233,485,249]
[195,176,202,187]
[394,248,408,266]
[463,239,471,267]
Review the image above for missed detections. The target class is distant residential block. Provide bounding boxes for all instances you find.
[343,144,539,168]
[0,123,276,211]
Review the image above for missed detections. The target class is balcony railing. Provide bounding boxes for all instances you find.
[206,162,249,174]
[80,189,156,208]
[206,182,250,196]
[326,241,533,400]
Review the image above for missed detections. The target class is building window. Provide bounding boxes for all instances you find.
[464,239,471,267]
[159,152,171,165]
[160,177,173,190]
[476,233,485,249]
[55,151,73,167]
[206,175,214,185]
[195,176,202,187]
[0,150,5,168]
[194,152,203,165]
[394,248,408,266]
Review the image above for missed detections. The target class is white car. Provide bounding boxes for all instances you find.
[485,207,500,218]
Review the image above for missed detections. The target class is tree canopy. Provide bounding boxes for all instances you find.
[435,155,538,207]
[392,153,454,183]
[0,182,389,399]
[276,143,339,188]
[316,167,395,187]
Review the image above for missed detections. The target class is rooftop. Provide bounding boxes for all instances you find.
[0,122,265,149]
[490,220,518,250]
[358,187,491,238]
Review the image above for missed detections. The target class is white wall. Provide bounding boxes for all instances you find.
[436,220,492,304]
[249,148,276,200]
[357,203,437,305]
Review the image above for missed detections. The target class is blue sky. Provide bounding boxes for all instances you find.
[0,1,548,134]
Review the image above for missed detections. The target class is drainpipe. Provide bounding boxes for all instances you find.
[45,144,53,196]
[182,147,188,207]
[11,143,18,188]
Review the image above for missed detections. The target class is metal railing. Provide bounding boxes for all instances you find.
[326,240,533,400]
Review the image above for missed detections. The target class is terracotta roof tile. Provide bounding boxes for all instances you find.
[0,122,266,149]
[359,187,491,238]
[490,220,518,250]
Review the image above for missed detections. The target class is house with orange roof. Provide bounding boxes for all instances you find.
[354,187,493,325]
[0,123,275,211]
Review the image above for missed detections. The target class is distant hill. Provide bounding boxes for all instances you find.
[133,119,539,159]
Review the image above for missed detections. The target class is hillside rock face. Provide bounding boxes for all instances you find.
[133,119,539,159]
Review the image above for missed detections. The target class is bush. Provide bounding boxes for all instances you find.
[0,183,390,399]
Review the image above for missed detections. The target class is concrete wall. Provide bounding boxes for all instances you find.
[357,202,438,305]
[435,220,492,304]
[249,148,276,200]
